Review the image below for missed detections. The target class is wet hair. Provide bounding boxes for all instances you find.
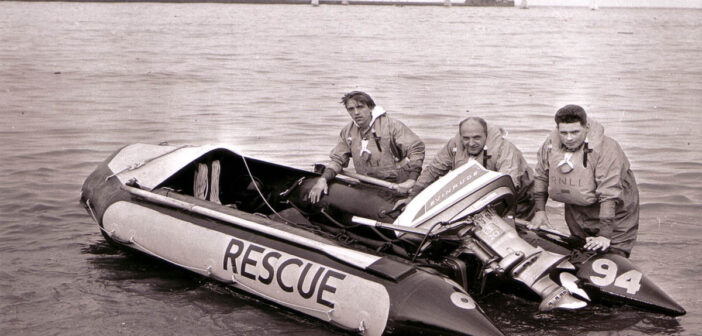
[555,105,587,126]
[341,91,376,109]
[458,117,488,136]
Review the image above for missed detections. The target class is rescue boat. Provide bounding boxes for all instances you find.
[80,143,685,336]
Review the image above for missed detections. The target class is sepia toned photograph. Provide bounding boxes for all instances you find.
[1,0,700,335]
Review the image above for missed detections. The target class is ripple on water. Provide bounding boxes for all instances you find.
[1,3,700,336]
[479,290,683,336]
[641,202,702,216]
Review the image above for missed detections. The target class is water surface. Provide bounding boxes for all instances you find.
[1,2,700,335]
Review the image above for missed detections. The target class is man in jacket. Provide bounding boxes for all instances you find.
[407,117,535,220]
[528,105,639,257]
[308,91,425,203]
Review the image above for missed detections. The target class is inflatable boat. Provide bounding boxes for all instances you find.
[80,144,685,336]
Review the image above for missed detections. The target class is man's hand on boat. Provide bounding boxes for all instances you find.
[525,211,611,252]
[307,177,329,203]
[392,196,413,212]
[390,178,416,195]
[583,236,611,252]
[527,210,553,230]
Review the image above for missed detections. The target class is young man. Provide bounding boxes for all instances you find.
[408,117,535,220]
[528,105,639,257]
[308,91,425,203]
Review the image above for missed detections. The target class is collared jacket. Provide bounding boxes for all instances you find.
[534,119,639,255]
[412,125,535,219]
[324,107,425,183]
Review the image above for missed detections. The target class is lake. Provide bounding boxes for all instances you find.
[0,2,700,335]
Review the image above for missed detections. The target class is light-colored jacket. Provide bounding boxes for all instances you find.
[534,119,639,255]
[325,107,425,183]
[413,125,535,219]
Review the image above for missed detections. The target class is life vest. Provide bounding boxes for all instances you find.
[451,125,505,171]
[348,132,406,180]
[347,108,409,181]
[546,140,597,206]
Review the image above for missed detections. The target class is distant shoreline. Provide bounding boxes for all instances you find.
[17,0,515,6]
[13,0,702,8]
[516,0,702,9]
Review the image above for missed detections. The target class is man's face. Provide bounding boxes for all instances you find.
[345,98,373,129]
[460,120,487,156]
[557,122,588,150]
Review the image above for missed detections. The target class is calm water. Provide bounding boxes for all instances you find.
[1,2,700,335]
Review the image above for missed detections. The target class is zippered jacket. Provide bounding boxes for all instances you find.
[324,106,425,183]
[534,119,639,255]
[413,125,535,219]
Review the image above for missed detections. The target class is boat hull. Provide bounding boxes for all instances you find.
[81,144,504,336]
[81,143,685,336]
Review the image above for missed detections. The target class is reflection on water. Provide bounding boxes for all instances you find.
[479,291,683,336]
[82,241,352,335]
[79,239,686,335]
[84,239,685,336]
[0,2,699,335]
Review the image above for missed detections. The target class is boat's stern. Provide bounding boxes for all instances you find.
[386,271,504,336]
[577,253,686,316]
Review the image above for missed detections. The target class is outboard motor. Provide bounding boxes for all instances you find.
[394,161,587,311]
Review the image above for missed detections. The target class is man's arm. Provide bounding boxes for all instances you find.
[390,119,425,181]
[309,128,352,203]
[410,139,455,196]
[532,140,551,213]
[323,127,353,180]
[493,141,528,190]
[592,138,630,239]
[528,139,552,230]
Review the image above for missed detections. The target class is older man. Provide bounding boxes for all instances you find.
[308,91,425,203]
[528,105,639,257]
[408,117,535,220]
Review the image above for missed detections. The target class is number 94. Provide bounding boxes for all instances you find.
[588,258,642,295]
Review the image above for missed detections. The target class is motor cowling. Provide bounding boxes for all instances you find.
[395,162,587,311]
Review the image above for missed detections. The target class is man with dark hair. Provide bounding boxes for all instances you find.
[528,104,640,257]
[308,91,425,203]
[407,117,535,220]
